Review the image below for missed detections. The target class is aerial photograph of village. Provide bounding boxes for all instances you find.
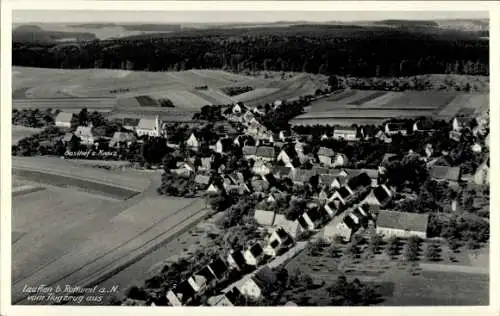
[10,9,490,307]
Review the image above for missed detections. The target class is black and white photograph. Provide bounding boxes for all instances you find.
[2,2,496,311]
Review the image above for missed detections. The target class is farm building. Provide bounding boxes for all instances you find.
[135,115,162,137]
[332,153,349,168]
[375,210,429,239]
[297,208,323,231]
[236,266,278,300]
[430,165,462,184]
[333,126,358,141]
[362,184,393,207]
[474,159,489,185]
[54,112,76,129]
[166,280,197,306]
[74,125,106,145]
[243,146,257,159]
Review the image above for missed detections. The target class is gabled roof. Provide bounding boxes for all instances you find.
[111,131,136,143]
[275,227,290,240]
[256,146,276,159]
[249,243,264,258]
[196,266,217,282]
[373,185,392,204]
[454,116,474,126]
[174,280,196,303]
[243,146,257,156]
[319,174,337,185]
[376,210,429,233]
[337,187,352,199]
[293,169,316,183]
[430,165,461,182]
[229,251,247,268]
[208,258,228,279]
[326,200,340,211]
[306,208,322,222]
[271,165,292,177]
[312,167,331,175]
[343,215,357,229]
[347,172,371,190]
[317,147,335,157]
[55,112,73,123]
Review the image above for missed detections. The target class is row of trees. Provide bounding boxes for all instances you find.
[12,108,57,128]
[13,25,488,77]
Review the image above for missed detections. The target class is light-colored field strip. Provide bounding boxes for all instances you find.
[419,263,489,275]
[232,88,280,102]
[359,91,401,107]
[11,185,45,197]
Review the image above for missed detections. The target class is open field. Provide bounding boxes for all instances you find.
[13,67,326,110]
[291,89,489,126]
[12,195,207,305]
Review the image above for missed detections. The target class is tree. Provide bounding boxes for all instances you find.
[425,243,441,261]
[77,108,89,126]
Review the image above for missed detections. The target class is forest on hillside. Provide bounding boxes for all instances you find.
[12,25,489,77]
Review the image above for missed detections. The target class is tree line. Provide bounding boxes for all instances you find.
[13,25,488,77]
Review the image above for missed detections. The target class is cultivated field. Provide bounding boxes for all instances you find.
[13,67,326,110]
[291,89,489,126]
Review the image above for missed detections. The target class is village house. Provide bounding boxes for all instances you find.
[331,213,360,242]
[74,125,107,146]
[332,153,349,168]
[375,130,393,143]
[297,208,324,231]
[206,182,223,195]
[328,187,352,206]
[264,228,294,257]
[333,126,358,141]
[199,157,212,171]
[186,133,200,150]
[215,138,233,155]
[270,165,292,180]
[375,210,429,239]
[207,288,243,306]
[452,116,474,132]
[236,266,277,300]
[109,131,136,148]
[166,280,197,306]
[291,168,317,186]
[324,199,341,217]
[384,122,408,136]
[187,274,209,293]
[362,184,393,208]
[317,147,336,167]
[346,172,372,193]
[136,115,163,138]
[252,160,272,176]
[194,174,211,190]
[253,209,302,239]
[255,146,276,161]
[430,165,462,185]
[54,112,76,129]
[277,146,301,169]
[227,250,249,271]
[243,243,266,267]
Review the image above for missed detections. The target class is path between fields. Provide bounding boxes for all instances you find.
[419,263,489,275]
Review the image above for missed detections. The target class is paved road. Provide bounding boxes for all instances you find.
[11,159,208,305]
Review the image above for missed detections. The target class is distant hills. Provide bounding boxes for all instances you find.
[12,18,489,43]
